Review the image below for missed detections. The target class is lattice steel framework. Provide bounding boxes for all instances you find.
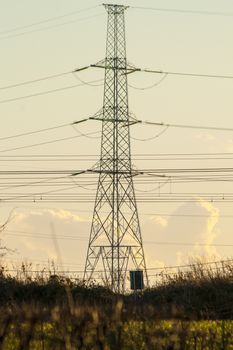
[84,4,148,293]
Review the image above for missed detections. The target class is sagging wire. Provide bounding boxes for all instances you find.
[131,125,169,141]
[72,72,104,87]
[71,124,101,139]
[135,178,170,193]
[128,73,168,90]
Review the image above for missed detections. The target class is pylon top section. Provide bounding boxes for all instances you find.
[103,3,129,14]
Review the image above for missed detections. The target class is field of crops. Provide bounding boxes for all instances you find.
[1,305,233,350]
[0,262,233,349]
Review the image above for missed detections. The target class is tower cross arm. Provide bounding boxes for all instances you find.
[103,4,129,14]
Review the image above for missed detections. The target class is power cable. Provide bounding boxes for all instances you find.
[0,5,101,36]
[144,241,233,248]
[1,183,86,202]
[0,175,73,191]
[135,179,170,193]
[2,155,233,161]
[0,66,89,91]
[2,118,233,147]
[68,180,96,192]
[0,170,85,175]
[0,118,88,141]
[130,152,233,156]
[71,124,101,139]
[3,228,233,248]
[2,258,233,274]
[141,167,233,173]
[0,13,105,41]
[146,258,233,271]
[88,107,233,135]
[0,79,101,105]
[145,213,231,218]
[91,62,233,80]
[140,120,233,132]
[3,255,84,267]
[0,169,231,187]
[0,152,233,158]
[3,199,233,204]
[131,67,233,80]
[0,130,100,153]
[131,6,233,17]
[72,72,104,87]
[3,229,86,241]
[128,73,168,90]
[3,205,233,219]
[0,123,68,142]
[131,125,169,141]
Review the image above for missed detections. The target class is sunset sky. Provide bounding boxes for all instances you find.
[0,0,233,283]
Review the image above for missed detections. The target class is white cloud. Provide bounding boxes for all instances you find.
[195,198,220,256]
[46,209,88,223]
[143,200,222,267]
[3,208,89,268]
[1,202,223,273]
[150,215,168,228]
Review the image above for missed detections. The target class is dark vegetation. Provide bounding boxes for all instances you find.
[0,261,232,319]
[0,261,232,349]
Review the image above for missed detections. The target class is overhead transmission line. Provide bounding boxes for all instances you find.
[131,126,169,141]
[146,258,233,271]
[2,62,233,95]
[0,118,88,141]
[0,65,232,106]
[2,155,233,161]
[92,61,233,80]
[7,199,233,204]
[0,130,100,153]
[136,119,233,133]
[128,73,168,90]
[91,115,233,134]
[127,67,233,80]
[2,194,233,204]
[131,6,233,17]
[4,117,233,151]
[0,175,75,192]
[0,72,103,106]
[1,166,233,176]
[140,167,233,174]
[0,13,105,41]
[72,72,104,87]
[3,228,233,248]
[1,174,233,191]
[0,5,101,36]
[0,152,233,158]
[3,258,233,275]
[0,183,87,202]
[0,66,89,91]
[135,152,233,156]
[1,118,233,149]
[1,205,232,220]
[0,80,101,105]
[3,255,84,267]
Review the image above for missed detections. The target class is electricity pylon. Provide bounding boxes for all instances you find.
[84,4,148,293]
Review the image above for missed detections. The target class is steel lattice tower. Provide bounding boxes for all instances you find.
[84,4,148,292]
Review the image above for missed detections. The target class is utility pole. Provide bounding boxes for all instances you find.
[84,4,148,293]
